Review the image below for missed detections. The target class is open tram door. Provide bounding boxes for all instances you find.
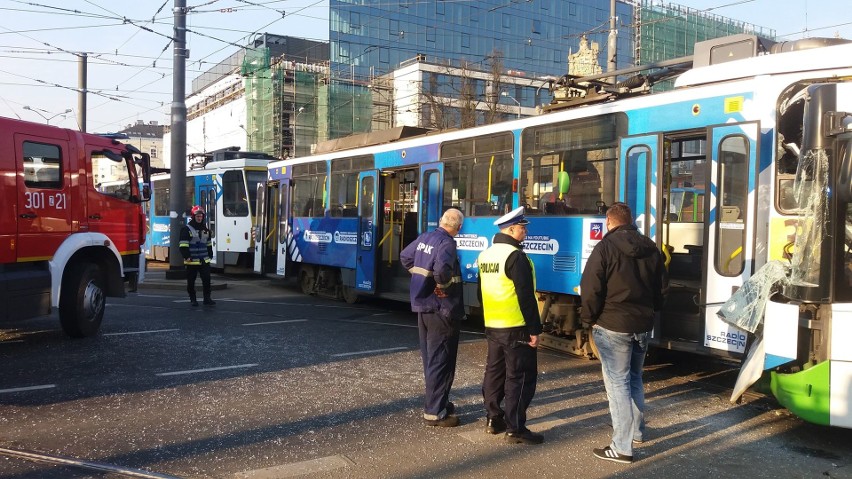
[355,170,379,293]
[253,180,285,275]
[196,179,217,263]
[420,162,443,233]
[619,134,665,341]
[701,122,759,356]
[619,134,661,239]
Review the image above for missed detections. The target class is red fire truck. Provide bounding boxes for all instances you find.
[0,117,151,337]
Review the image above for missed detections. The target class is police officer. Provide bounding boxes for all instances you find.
[179,205,215,307]
[400,208,465,427]
[478,206,543,444]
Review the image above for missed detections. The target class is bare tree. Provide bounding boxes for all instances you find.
[483,49,505,125]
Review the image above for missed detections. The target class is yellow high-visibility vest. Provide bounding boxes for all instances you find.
[478,243,535,329]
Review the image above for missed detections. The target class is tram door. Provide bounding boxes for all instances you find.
[253,180,283,275]
[356,170,379,293]
[702,122,759,355]
[196,180,217,262]
[420,162,443,234]
[619,134,660,239]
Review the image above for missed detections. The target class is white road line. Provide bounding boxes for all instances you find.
[242,320,307,326]
[215,299,376,310]
[235,454,355,478]
[331,347,408,358]
[104,329,179,336]
[109,303,172,310]
[0,340,25,344]
[156,364,258,376]
[0,384,56,394]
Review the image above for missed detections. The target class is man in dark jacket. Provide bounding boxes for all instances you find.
[478,207,543,445]
[400,208,465,427]
[179,205,215,307]
[581,202,666,464]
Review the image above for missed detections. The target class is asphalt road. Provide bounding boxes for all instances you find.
[1,270,851,479]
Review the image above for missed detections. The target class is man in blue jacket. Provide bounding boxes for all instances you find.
[400,208,465,427]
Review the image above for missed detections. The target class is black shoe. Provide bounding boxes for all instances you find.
[485,416,506,435]
[445,402,455,415]
[505,429,543,445]
[203,299,216,306]
[593,446,633,464]
[191,301,199,307]
[424,415,460,427]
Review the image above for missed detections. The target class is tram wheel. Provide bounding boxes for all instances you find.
[341,285,359,304]
[299,269,315,295]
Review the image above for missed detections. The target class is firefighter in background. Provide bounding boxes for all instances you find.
[180,206,216,307]
[477,206,543,445]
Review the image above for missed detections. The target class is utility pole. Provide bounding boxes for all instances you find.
[607,0,617,84]
[167,0,189,279]
[78,53,87,132]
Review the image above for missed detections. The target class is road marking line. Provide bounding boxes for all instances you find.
[104,329,179,336]
[234,454,355,478]
[0,340,25,344]
[216,299,376,310]
[0,384,56,394]
[242,320,307,326]
[0,446,182,479]
[156,364,258,376]
[331,347,408,358]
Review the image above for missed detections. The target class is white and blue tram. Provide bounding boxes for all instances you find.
[145,147,275,269]
[257,35,852,428]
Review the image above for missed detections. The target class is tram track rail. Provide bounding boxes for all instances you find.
[0,446,183,479]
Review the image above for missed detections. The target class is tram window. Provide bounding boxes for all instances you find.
[245,170,268,217]
[521,114,624,216]
[223,170,249,216]
[153,179,169,216]
[441,133,513,217]
[360,175,374,218]
[715,135,749,276]
[293,175,326,217]
[330,172,359,217]
[329,155,373,217]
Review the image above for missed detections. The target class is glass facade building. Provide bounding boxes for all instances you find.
[330,0,635,83]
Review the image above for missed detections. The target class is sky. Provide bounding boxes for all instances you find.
[0,0,850,133]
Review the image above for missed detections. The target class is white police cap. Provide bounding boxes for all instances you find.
[494,206,529,229]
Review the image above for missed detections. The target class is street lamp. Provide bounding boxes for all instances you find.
[23,106,72,125]
[238,124,257,149]
[293,106,305,158]
[501,91,521,119]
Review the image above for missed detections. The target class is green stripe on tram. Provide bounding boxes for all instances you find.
[770,361,830,426]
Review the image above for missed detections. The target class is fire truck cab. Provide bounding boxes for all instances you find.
[0,117,151,337]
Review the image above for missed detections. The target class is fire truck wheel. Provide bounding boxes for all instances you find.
[59,263,105,338]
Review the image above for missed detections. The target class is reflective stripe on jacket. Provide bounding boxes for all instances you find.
[399,227,464,319]
[180,224,212,265]
[478,242,536,329]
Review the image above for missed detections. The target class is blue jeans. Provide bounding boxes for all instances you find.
[592,325,648,456]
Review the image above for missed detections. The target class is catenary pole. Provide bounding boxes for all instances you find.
[77,53,87,132]
[167,0,188,278]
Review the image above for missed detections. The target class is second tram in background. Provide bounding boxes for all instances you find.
[145,146,275,270]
